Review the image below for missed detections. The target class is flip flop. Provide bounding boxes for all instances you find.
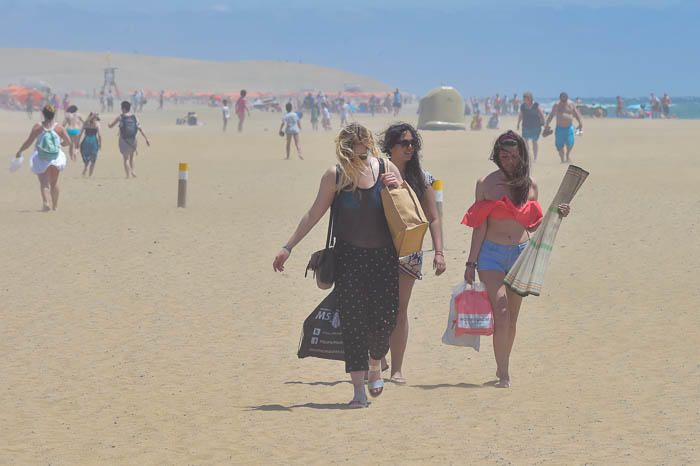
[367,363,384,398]
[390,375,407,385]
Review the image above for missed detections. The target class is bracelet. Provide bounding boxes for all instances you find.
[282,245,293,253]
[465,261,477,268]
[434,251,444,257]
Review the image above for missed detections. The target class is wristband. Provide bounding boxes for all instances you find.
[434,251,444,257]
[465,261,477,268]
[282,245,293,253]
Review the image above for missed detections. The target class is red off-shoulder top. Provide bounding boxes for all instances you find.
[461,196,543,230]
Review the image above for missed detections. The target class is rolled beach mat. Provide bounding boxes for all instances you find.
[504,165,589,297]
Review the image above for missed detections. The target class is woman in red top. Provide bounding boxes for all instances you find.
[462,131,570,388]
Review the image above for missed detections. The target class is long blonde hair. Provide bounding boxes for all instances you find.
[335,123,383,191]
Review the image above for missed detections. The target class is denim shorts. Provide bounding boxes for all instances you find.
[477,239,528,274]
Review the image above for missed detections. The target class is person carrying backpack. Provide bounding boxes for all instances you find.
[108,101,150,179]
[14,104,71,211]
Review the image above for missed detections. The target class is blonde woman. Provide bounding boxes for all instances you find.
[273,123,403,408]
[79,112,102,177]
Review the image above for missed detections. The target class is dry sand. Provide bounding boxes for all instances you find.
[1,102,698,465]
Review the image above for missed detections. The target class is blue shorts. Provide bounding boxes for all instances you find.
[522,126,541,141]
[477,240,528,274]
[555,125,575,150]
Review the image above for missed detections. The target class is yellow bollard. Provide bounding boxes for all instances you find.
[432,179,444,249]
[177,162,188,208]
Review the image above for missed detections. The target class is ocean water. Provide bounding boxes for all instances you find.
[540,96,700,119]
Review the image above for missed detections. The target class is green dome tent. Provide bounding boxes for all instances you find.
[417,86,466,131]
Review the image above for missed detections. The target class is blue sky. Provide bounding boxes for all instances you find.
[1,0,698,96]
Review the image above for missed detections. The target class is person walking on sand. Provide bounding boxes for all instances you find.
[543,92,583,163]
[62,105,84,162]
[379,123,446,384]
[279,102,303,160]
[14,105,71,211]
[661,93,671,118]
[273,123,404,408]
[517,92,545,162]
[462,131,570,388]
[392,88,402,116]
[108,101,150,179]
[222,99,231,132]
[235,89,250,132]
[79,112,102,177]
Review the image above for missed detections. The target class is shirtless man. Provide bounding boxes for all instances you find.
[544,92,583,163]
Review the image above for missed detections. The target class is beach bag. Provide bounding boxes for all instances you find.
[36,128,60,161]
[119,115,138,140]
[454,281,494,336]
[442,281,480,350]
[297,290,344,361]
[380,180,429,257]
[305,165,341,289]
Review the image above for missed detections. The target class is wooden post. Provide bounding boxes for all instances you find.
[432,179,444,249]
[177,162,188,208]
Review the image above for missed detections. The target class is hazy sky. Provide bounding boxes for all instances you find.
[2,0,698,96]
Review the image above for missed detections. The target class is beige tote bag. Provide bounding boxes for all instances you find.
[381,181,430,257]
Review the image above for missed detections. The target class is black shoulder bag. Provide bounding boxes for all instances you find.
[305,165,341,289]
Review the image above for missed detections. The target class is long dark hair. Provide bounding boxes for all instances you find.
[490,130,531,205]
[380,122,426,197]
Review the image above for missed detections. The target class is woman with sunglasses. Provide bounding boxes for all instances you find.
[379,123,446,384]
[273,123,404,408]
[461,131,570,388]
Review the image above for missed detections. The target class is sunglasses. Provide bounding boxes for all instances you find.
[397,140,415,148]
[499,139,518,147]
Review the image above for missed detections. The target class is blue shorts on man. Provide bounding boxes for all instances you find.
[555,125,575,150]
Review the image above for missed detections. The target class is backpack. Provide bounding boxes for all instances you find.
[119,115,138,140]
[36,126,61,161]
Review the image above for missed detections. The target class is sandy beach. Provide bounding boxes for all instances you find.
[1,102,699,464]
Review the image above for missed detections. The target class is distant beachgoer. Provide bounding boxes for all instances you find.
[392,88,402,116]
[340,99,351,126]
[650,93,660,119]
[462,131,570,388]
[279,102,303,160]
[14,105,70,211]
[159,90,165,110]
[517,92,546,161]
[544,92,583,163]
[222,99,231,132]
[471,111,483,130]
[62,94,70,112]
[273,123,404,408]
[62,105,84,162]
[321,103,332,130]
[79,112,102,177]
[379,123,446,384]
[661,93,671,118]
[99,91,106,113]
[310,103,320,131]
[616,96,624,118]
[108,101,150,179]
[235,89,250,132]
[107,90,114,112]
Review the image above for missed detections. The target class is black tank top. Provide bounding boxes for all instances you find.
[520,102,542,129]
[334,159,393,249]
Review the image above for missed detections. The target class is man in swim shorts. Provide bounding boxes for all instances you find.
[544,92,583,163]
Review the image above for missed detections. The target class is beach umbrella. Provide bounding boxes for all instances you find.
[503,165,589,297]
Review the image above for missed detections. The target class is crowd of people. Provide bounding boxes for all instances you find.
[616,93,673,119]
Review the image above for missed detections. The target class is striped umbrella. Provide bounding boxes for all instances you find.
[504,165,589,297]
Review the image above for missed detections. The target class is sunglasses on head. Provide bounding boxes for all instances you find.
[499,138,518,147]
[398,140,415,148]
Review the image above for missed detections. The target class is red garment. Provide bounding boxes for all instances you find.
[461,196,543,230]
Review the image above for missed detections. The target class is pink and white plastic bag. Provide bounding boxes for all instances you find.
[454,281,494,336]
